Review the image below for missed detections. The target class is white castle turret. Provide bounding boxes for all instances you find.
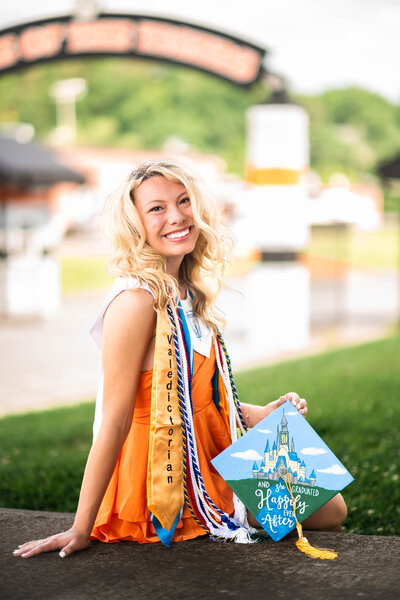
[253,411,316,486]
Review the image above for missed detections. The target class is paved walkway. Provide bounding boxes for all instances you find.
[2,508,399,600]
[0,284,393,417]
[0,290,103,416]
[0,226,396,416]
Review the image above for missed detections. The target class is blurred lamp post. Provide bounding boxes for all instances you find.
[50,78,87,145]
[241,77,310,356]
[74,0,100,22]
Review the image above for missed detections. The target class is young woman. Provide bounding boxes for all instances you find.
[13,160,347,558]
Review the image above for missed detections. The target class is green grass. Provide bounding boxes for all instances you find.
[0,403,94,512]
[1,335,399,536]
[59,256,112,294]
[306,224,398,270]
[236,335,400,536]
[58,223,398,295]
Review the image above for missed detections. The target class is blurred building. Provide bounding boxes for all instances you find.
[0,133,85,317]
[307,174,383,232]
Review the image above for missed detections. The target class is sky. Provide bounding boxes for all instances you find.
[1,0,399,102]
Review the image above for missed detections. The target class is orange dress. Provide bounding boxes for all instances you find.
[90,343,234,544]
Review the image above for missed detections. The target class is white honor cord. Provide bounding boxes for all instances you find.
[214,338,253,530]
[172,304,222,525]
[214,339,245,440]
[173,303,253,539]
[172,305,212,525]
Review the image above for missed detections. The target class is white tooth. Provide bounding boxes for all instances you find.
[166,228,189,239]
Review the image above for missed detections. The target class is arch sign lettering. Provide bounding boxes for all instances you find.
[0,14,266,86]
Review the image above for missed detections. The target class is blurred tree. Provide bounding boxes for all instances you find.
[1,59,400,185]
[0,58,266,175]
[297,87,400,182]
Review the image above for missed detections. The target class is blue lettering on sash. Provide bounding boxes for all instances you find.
[186,309,202,339]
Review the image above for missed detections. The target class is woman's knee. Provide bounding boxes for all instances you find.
[331,493,348,527]
[301,493,347,531]
[320,493,348,531]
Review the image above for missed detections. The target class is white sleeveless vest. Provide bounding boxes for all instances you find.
[90,277,212,440]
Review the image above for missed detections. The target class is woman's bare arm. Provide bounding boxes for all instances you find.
[13,289,156,559]
[241,393,308,429]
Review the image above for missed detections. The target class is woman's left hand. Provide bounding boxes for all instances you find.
[242,393,308,428]
[264,392,308,418]
[281,392,307,415]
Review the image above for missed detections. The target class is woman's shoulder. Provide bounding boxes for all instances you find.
[110,276,155,299]
[90,276,155,350]
[102,287,156,354]
[104,284,154,324]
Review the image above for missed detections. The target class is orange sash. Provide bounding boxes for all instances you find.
[147,309,184,531]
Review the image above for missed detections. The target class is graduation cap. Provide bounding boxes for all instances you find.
[212,401,354,559]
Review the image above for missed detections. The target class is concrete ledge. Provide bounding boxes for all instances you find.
[1,508,399,600]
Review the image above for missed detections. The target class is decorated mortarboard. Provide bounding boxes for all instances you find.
[212,401,354,559]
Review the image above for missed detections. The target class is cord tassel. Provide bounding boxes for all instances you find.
[167,302,256,543]
[280,474,338,560]
[295,524,338,560]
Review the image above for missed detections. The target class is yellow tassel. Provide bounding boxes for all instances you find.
[280,476,338,560]
[296,535,338,560]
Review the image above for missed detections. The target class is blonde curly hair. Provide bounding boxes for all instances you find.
[103,159,233,331]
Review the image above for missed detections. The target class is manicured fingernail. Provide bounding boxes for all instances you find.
[21,553,28,557]
[59,551,66,558]
[13,550,19,554]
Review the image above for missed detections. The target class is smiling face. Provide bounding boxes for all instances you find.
[133,175,199,275]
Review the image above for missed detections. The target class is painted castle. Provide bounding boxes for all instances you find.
[252,411,316,486]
